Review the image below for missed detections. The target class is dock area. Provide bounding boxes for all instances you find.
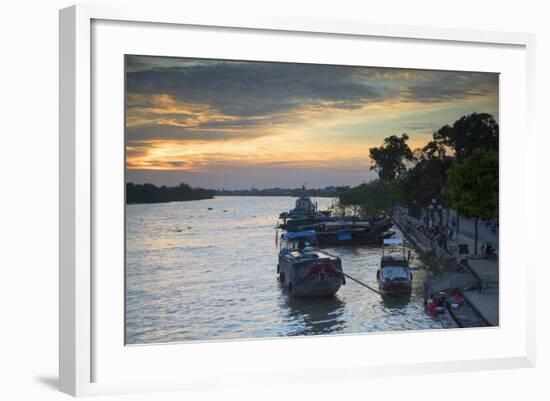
[392,210,499,328]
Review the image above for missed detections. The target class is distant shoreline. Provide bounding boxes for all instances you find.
[126,193,336,205]
[215,194,335,198]
[126,182,215,204]
[126,197,214,205]
[126,182,342,204]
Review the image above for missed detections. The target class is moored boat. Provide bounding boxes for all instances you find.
[377,238,412,295]
[278,230,345,297]
[301,221,395,246]
[278,196,333,232]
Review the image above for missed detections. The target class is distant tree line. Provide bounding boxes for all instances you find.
[126,183,215,204]
[339,112,499,253]
[216,186,341,197]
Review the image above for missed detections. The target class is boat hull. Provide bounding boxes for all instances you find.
[289,279,343,298]
[316,230,395,246]
[279,217,332,232]
[278,253,344,298]
[378,281,412,296]
[377,257,412,296]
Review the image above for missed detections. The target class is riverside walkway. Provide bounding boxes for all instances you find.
[392,209,499,328]
[462,289,499,326]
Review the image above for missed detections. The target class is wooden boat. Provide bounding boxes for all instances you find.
[300,221,395,246]
[278,197,333,232]
[377,238,412,295]
[278,230,345,298]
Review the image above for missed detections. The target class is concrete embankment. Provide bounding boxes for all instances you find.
[392,212,455,262]
[461,289,499,326]
[392,211,499,328]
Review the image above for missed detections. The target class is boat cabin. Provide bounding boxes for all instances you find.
[278,230,344,297]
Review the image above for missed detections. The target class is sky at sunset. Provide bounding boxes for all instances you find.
[125,55,499,189]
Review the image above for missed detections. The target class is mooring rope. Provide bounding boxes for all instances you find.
[341,272,382,295]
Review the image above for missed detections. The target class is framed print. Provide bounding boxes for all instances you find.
[59,4,536,396]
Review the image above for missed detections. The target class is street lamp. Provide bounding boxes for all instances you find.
[429,199,448,250]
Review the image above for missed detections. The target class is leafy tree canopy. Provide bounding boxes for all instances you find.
[369,133,414,181]
[443,148,499,220]
[339,179,395,217]
[399,139,453,208]
[433,112,498,162]
[415,139,450,163]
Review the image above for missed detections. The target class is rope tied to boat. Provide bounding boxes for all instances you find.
[339,272,382,295]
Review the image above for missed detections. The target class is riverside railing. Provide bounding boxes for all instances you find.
[393,212,454,260]
[459,259,499,291]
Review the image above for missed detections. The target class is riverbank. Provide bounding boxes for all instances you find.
[392,209,499,328]
[126,182,215,204]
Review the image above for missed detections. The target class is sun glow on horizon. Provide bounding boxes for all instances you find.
[125,56,499,187]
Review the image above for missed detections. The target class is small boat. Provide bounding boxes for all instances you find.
[278,230,345,298]
[377,238,412,295]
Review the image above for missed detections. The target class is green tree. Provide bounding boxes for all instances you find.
[369,134,414,181]
[392,139,452,215]
[434,113,498,162]
[339,179,395,217]
[444,149,498,254]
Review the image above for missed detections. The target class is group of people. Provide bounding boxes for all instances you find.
[428,292,465,316]
[399,207,497,257]
[415,223,453,245]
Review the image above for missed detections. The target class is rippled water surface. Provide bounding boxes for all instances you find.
[126,196,441,344]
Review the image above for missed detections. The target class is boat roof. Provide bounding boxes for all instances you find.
[383,238,403,245]
[287,249,339,261]
[303,221,371,229]
[381,255,408,267]
[281,230,317,241]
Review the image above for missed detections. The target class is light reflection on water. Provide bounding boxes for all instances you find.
[125,196,441,344]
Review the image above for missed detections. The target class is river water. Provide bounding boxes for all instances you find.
[125,196,441,344]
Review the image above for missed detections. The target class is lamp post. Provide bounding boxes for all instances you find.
[429,199,447,250]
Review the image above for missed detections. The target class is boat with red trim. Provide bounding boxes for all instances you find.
[277,230,345,298]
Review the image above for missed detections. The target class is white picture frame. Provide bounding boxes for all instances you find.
[59,4,536,397]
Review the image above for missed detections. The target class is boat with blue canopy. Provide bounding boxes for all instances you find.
[278,230,345,297]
